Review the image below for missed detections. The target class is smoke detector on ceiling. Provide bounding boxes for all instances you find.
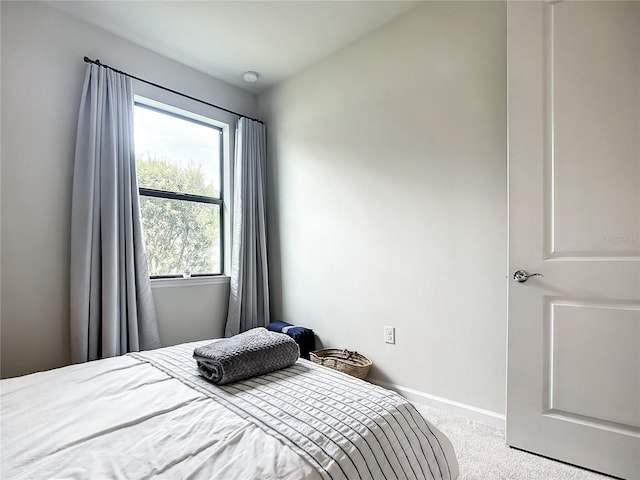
[243,71,259,83]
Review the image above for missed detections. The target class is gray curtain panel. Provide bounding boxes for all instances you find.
[70,64,161,363]
[225,118,270,336]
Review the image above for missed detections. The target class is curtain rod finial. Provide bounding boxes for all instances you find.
[84,57,102,66]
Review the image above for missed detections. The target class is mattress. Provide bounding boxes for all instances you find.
[1,340,459,480]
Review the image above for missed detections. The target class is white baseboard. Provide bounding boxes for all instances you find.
[369,378,506,430]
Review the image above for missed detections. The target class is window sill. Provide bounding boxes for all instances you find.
[150,276,230,288]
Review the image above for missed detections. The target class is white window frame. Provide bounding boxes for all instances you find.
[133,94,233,283]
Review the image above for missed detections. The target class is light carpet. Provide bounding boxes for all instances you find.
[414,404,613,480]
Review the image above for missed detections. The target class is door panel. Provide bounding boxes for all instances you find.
[507,2,640,479]
[551,1,639,257]
[549,302,639,428]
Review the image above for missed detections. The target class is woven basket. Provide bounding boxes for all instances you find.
[309,348,372,379]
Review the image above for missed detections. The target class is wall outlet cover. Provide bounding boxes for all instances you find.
[384,326,395,344]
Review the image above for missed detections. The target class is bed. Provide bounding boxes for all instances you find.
[1,339,459,479]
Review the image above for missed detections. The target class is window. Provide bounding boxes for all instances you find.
[133,100,224,278]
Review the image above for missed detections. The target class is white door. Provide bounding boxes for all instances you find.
[507,2,640,479]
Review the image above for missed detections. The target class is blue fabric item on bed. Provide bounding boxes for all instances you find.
[266,320,315,359]
[193,327,299,385]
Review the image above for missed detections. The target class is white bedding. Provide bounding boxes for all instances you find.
[1,340,458,480]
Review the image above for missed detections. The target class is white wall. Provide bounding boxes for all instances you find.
[0,1,257,378]
[260,1,507,414]
[151,279,229,347]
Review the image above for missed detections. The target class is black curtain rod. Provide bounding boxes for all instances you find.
[83,56,263,124]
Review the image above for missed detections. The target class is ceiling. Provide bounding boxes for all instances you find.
[49,1,419,94]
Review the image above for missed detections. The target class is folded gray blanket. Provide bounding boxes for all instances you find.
[193,328,300,385]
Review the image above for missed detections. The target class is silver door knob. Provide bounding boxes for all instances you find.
[513,270,543,283]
